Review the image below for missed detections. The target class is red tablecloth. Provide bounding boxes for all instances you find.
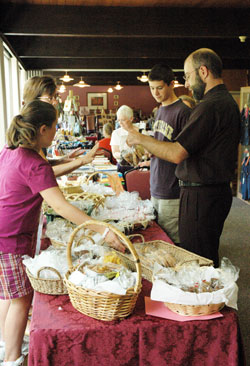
[28,223,245,366]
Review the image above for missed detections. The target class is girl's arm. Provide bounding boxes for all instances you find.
[40,186,125,252]
[52,143,99,177]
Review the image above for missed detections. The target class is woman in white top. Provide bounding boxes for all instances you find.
[110,105,134,163]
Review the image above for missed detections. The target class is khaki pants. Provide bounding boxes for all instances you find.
[151,196,180,244]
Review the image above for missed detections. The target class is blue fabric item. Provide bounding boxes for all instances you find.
[241,156,250,200]
[240,107,250,146]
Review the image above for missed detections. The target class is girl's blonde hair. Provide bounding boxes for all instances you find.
[7,100,57,149]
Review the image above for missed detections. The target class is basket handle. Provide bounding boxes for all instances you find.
[127,234,145,244]
[86,171,113,184]
[86,171,123,195]
[67,220,141,293]
[37,266,62,280]
[74,234,95,248]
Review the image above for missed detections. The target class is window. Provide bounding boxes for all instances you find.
[0,40,25,149]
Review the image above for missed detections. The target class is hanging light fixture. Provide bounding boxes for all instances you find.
[173,78,184,88]
[60,71,74,83]
[58,82,66,93]
[114,81,123,90]
[137,72,148,83]
[73,77,90,88]
[107,87,113,93]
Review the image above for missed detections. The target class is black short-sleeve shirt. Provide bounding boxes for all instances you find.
[175,84,241,184]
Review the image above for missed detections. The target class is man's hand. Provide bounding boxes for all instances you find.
[126,129,142,147]
[137,160,150,168]
[119,118,134,131]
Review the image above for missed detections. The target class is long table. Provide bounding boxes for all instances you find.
[28,222,246,366]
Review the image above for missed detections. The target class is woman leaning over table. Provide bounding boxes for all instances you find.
[0,100,125,366]
[22,75,99,177]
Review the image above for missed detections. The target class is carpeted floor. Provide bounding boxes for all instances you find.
[219,197,250,365]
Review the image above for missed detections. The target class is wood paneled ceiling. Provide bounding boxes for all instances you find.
[0,0,250,86]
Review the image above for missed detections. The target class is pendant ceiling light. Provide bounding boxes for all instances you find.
[60,71,74,83]
[107,87,113,93]
[58,82,66,93]
[173,78,184,88]
[73,77,90,88]
[137,72,148,83]
[114,81,123,90]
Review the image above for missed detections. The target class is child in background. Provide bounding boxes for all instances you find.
[97,123,116,164]
[0,100,125,366]
[98,123,113,152]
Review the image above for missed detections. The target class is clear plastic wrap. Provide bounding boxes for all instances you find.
[151,257,239,309]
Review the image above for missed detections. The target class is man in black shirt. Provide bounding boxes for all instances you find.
[123,48,241,267]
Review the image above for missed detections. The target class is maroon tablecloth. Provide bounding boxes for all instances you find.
[28,222,245,366]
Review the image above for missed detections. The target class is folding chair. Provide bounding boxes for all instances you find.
[124,167,150,200]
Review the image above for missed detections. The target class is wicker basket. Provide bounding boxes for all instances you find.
[114,237,213,282]
[64,191,106,209]
[64,220,142,321]
[164,301,225,316]
[50,233,95,250]
[103,220,150,235]
[43,191,105,217]
[26,266,68,295]
[86,171,123,195]
[60,185,83,194]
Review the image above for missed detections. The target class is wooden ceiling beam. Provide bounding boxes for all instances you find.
[6,36,249,59]
[21,57,250,71]
[1,4,249,38]
[1,3,249,85]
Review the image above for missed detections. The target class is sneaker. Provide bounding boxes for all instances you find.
[1,354,25,366]
[0,342,5,362]
[21,336,29,357]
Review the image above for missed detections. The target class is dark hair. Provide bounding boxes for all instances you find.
[190,48,223,78]
[7,100,57,149]
[22,75,57,104]
[148,63,175,85]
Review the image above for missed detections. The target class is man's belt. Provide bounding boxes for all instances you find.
[179,180,204,187]
[179,180,228,187]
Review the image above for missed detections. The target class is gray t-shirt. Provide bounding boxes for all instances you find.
[150,99,191,199]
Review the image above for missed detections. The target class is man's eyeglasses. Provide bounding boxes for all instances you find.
[183,67,200,82]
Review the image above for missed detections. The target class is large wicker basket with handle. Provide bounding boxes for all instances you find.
[64,220,142,321]
[26,266,68,295]
[114,236,213,282]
